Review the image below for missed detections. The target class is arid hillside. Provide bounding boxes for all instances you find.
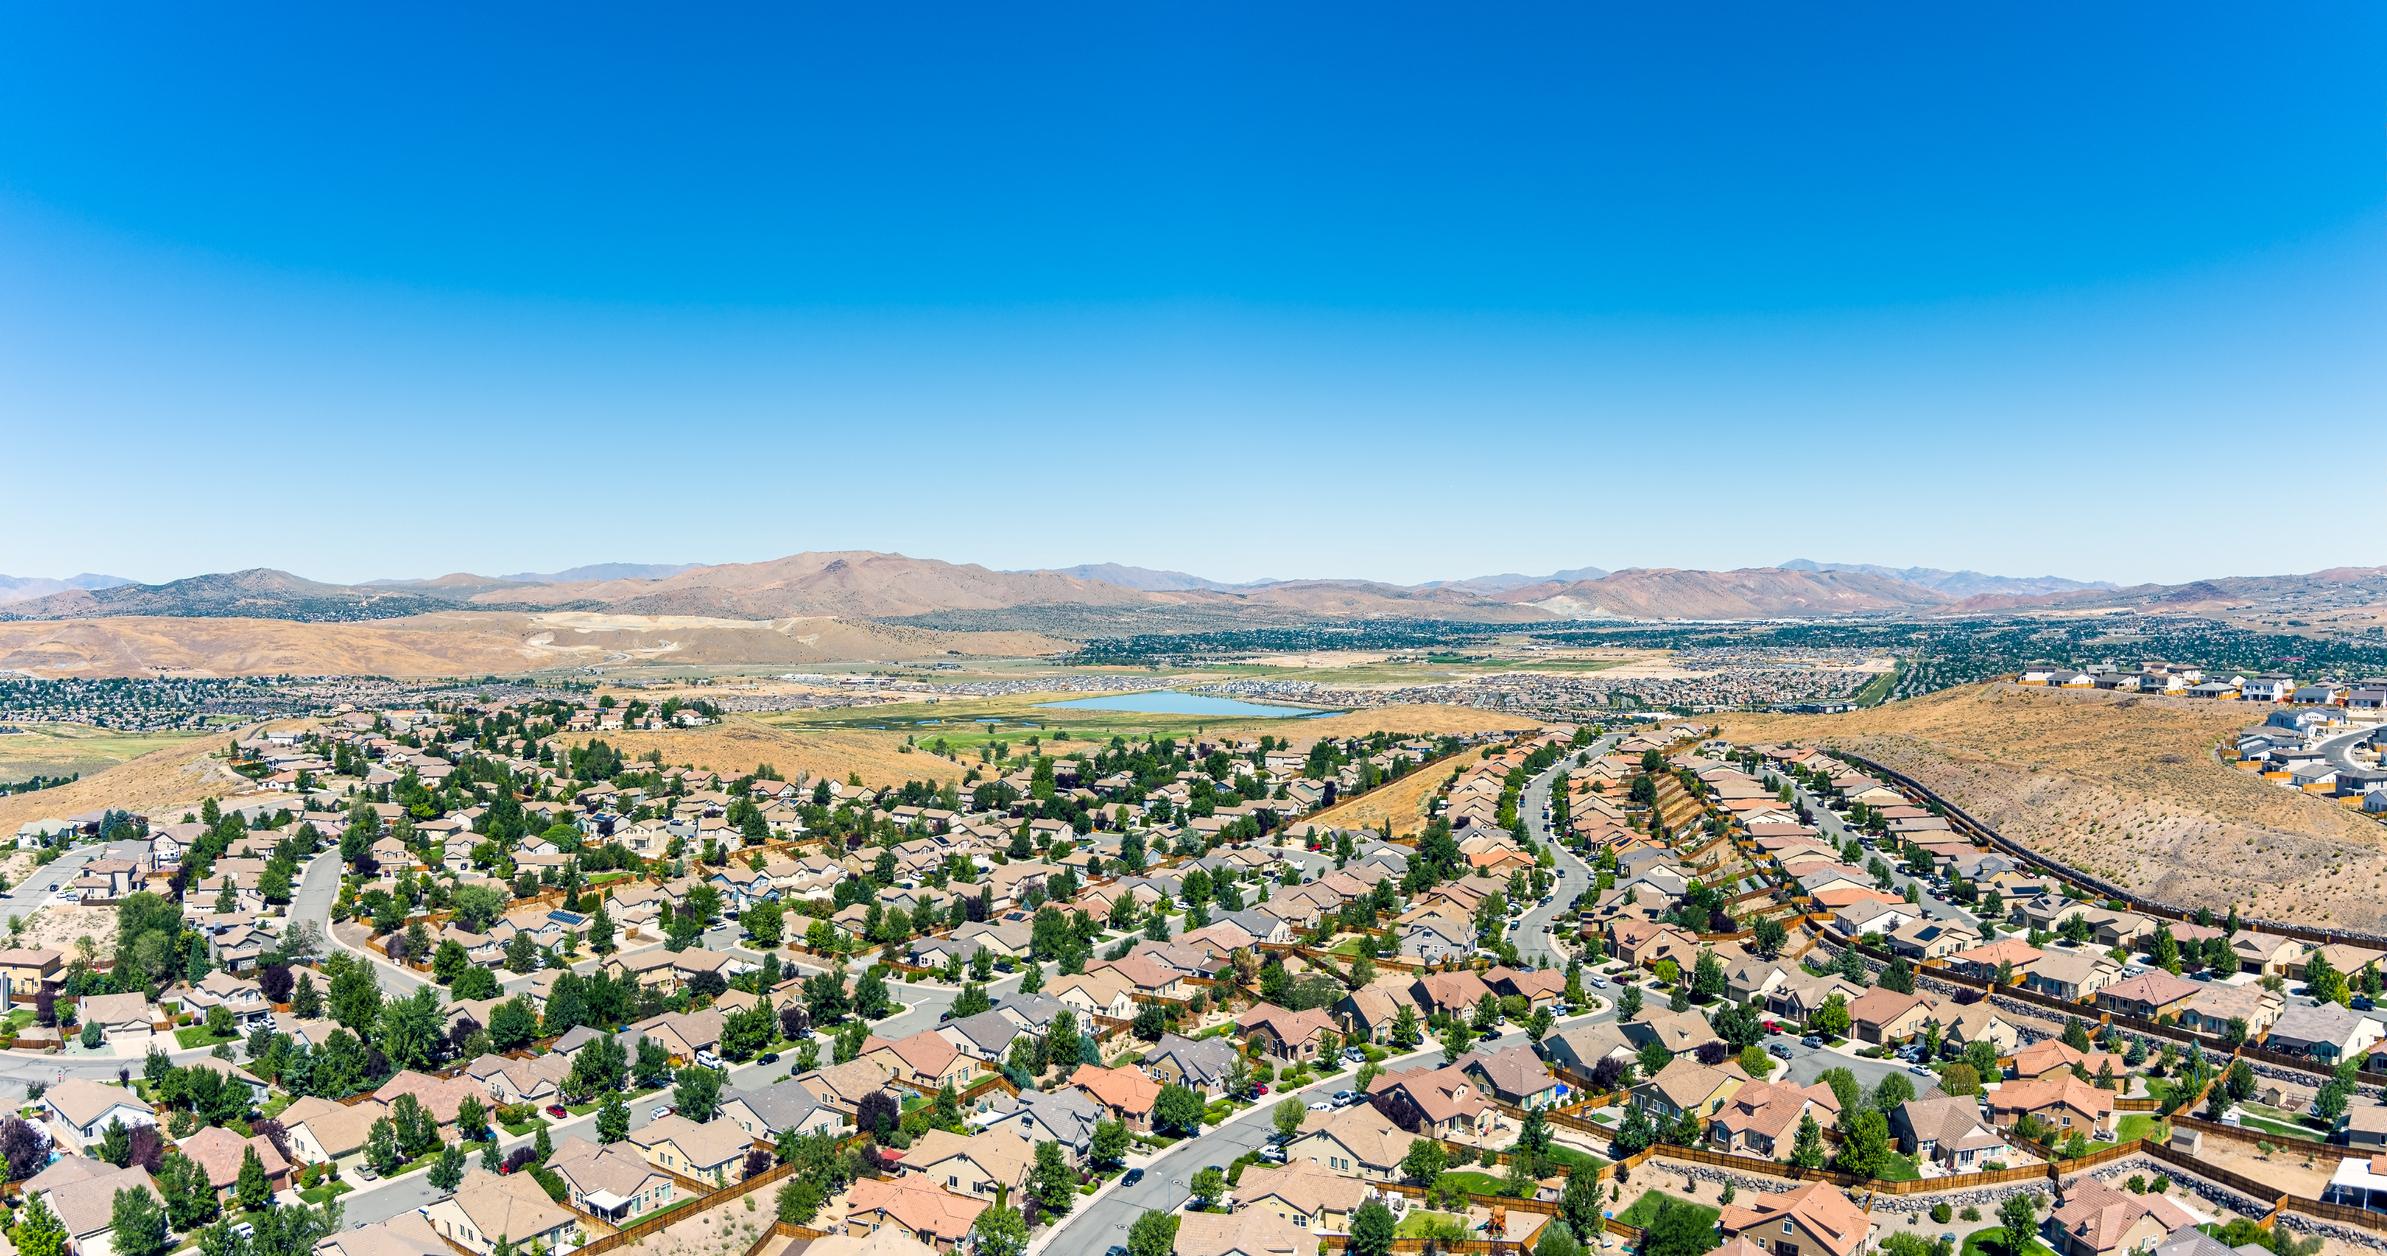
[0,724,285,832]
[1717,683,2387,928]
[0,612,1067,678]
[561,716,966,790]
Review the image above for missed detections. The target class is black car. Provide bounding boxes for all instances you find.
[1123,1168,1144,1185]
[759,1052,780,1065]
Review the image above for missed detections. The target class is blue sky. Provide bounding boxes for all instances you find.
[2,2,2381,587]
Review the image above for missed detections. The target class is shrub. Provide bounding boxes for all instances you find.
[1929,1203,1952,1224]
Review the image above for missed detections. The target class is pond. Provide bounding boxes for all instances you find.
[1035,690,1337,719]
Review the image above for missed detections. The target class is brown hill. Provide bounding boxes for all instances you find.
[1506,567,1951,619]
[0,723,288,832]
[560,716,962,790]
[0,612,1067,678]
[481,551,1159,619]
[1716,683,2387,929]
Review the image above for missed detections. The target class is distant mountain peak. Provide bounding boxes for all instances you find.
[1778,559,2113,599]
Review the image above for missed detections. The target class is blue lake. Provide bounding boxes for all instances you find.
[1036,690,1336,719]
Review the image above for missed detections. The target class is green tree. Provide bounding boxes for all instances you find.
[156,1151,218,1230]
[234,1144,272,1211]
[9,1193,67,1256]
[1090,1118,1129,1169]
[675,1064,726,1122]
[1127,1211,1180,1256]
[365,1117,403,1175]
[1349,1199,1398,1256]
[110,1187,170,1256]
[1998,1193,2039,1256]
[1641,1198,1722,1256]
[971,1205,1028,1256]
[1272,1098,1306,1141]
[1833,1109,1891,1179]
[1401,1137,1446,1184]
[1154,1084,1205,1137]
[597,1090,630,1143]
[1789,1111,1827,1169]
[430,1144,466,1193]
[1190,1165,1227,1209]
[1029,1140,1076,1217]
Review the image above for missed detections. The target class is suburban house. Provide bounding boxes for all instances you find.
[627,1114,752,1186]
[1891,1096,2005,1171]
[898,1128,1035,1200]
[545,1136,678,1225]
[421,1169,584,1256]
[2041,1177,2198,1256]
[844,1174,988,1252]
[41,1079,159,1154]
[1716,1182,1877,1256]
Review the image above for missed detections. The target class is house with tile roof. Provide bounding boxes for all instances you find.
[1717,1182,1876,1256]
[2042,1176,2198,1256]
[420,1169,582,1256]
[845,1174,989,1252]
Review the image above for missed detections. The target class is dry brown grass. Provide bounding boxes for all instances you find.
[0,612,1069,678]
[1264,703,1541,745]
[1302,759,1462,836]
[563,715,963,789]
[1717,683,2387,927]
[0,722,290,832]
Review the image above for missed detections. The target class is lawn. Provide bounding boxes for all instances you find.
[1877,1152,1921,1183]
[1960,1227,2058,1256]
[1438,1170,1508,1197]
[1616,1190,1718,1231]
[299,1180,353,1206]
[2115,1114,2168,1143]
[173,1025,241,1050]
[1396,1210,1474,1239]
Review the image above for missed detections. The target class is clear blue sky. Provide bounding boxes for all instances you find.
[3,3,2381,587]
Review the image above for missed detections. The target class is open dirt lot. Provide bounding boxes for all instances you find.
[1718,683,2387,928]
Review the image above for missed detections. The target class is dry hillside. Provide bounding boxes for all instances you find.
[1269,704,1541,745]
[562,716,964,790]
[0,612,1067,678]
[0,724,281,832]
[1717,683,2387,928]
[1302,759,1459,836]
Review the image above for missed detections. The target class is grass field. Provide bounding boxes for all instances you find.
[760,694,1534,754]
[0,724,211,786]
[1616,1190,1717,1231]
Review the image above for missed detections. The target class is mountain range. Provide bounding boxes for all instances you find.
[4,552,2379,631]
[0,572,134,606]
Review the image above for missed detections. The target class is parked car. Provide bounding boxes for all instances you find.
[652,1104,675,1120]
[1308,1100,1332,1111]
[695,1050,723,1069]
[1907,1064,1934,1078]
[1333,1090,1359,1106]
[1587,975,1609,988]
[759,1052,780,1065]
[1800,1035,1823,1048]
[1766,1042,1793,1059]
[1258,1145,1287,1163]
[545,1104,567,1118]
[1123,1168,1144,1185]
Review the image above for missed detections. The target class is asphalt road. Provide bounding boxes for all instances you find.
[1511,736,1618,967]
[1042,1005,1621,1256]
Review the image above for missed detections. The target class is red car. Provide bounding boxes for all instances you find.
[1254,1084,1269,1096]
[546,1104,568,1118]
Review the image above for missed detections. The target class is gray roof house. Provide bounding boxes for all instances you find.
[1141,1033,1239,1093]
